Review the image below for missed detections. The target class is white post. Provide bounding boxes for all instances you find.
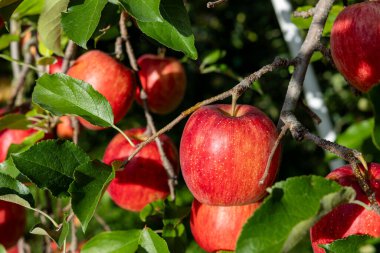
[271,0,344,169]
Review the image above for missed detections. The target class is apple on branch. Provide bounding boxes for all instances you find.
[136,54,186,114]
[180,104,281,205]
[103,127,179,212]
[310,163,380,253]
[190,199,260,252]
[330,1,380,92]
[67,50,136,130]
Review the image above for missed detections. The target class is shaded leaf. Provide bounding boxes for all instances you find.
[137,0,197,59]
[0,0,19,8]
[0,113,29,131]
[369,86,380,150]
[139,227,170,253]
[336,118,373,150]
[61,0,108,48]
[30,219,69,248]
[0,34,18,50]
[0,0,22,22]
[0,173,34,207]
[236,176,356,253]
[321,235,380,253]
[118,0,163,22]
[11,140,90,197]
[69,160,114,232]
[12,0,44,19]
[33,73,114,128]
[38,0,69,55]
[81,230,141,253]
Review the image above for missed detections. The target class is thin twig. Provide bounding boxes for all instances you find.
[315,42,335,67]
[259,124,289,185]
[278,0,336,128]
[94,213,111,231]
[69,216,77,253]
[10,20,21,79]
[70,116,80,145]
[293,8,315,18]
[119,11,177,199]
[281,111,380,215]
[125,57,293,162]
[115,37,123,60]
[61,41,77,74]
[207,0,227,8]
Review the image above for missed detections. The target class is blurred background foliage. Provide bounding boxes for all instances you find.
[0,0,379,252]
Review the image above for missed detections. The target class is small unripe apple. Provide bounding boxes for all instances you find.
[190,199,260,252]
[310,163,380,253]
[330,1,380,92]
[180,104,281,205]
[0,201,26,249]
[136,54,186,114]
[67,50,136,130]
[49,57,63,74]
[103,127,179,212]
[56,115,74,139]
[0,128,36,162]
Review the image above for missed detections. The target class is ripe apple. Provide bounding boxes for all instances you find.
[56,115,74,139]
[180,104,281,205]
[190,199,260,252]
[136,54,186,114]
[310,163,380,253]
[49,57,63,74]
[0,128,36,162]
[67,50,136,130]
[0,201,26,249]
[103,127,179,212]
[330,1,380,92]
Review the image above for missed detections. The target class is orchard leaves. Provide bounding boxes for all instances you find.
[33,73,114,128]
[81,228,170,253]
[236,176,356,253]
[10,139,115,231]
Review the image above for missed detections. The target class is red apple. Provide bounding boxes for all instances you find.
[330,2,380,92]
[67,50,136,130]
[103,127,179,212]
[190,199,260,252]
[180,104,281,205]
[310,163,380,253]
[136,54,186,114]
[0,128,36,162]
[56,115,74,139]
[0,201,26,249]
[49,57,63,74]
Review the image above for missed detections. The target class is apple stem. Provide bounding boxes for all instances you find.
[231,92,238,117]
[112,124,136,147]
[259,124,288,185]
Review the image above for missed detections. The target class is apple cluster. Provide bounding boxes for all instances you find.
[180,104,282,252]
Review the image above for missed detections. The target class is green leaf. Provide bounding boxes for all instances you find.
[137,0,197,59]
[320,235,379,253]
[118,0,163,22]
[81,230,141,253]
[291,6,313,30]
[69,160,115,232]
[0,54,39,72]
[0,113,29,131]
[38,0,69,55]
[7,131,45,159]
[236,176,356,253]
[61,0,108,49]
[200,50,226,69]
[0,158,19,178]
[323,5,344,36]
[11,140,90,197]
[0,0,22,22]
[139,227,170,253]
[0,245,5,253]
[336,118,373,150]
[12,0,44,19]
[30,219,69,247]
[369,86,380,150]
[0,0,19,8]
[0,34,18,50]
[0,173,34,208]
[33,73,114,128]
[140,199,165,222]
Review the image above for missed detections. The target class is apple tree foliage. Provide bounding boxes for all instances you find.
[0,0,379,252]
